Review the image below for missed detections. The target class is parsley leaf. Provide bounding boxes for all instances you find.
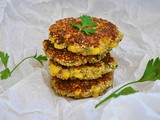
[138,57,160,82]
[71,15,97,35]
[70,22,81,30]
[0,51,11,80]
[115,86,137,98]
[84,29,96,35]
[0,68,11,80]
[0,51,47,80]
[95,57,160,108]
[0,51,9,68]
[95,86,137,108]
[33,53,48,65]
[80,15,92,26]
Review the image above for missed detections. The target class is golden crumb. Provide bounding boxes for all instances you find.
[51,72,113,98]
[48,17,123,55]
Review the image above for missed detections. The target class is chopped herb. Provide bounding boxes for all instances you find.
[84,47,91,51]
[71,15,97,35]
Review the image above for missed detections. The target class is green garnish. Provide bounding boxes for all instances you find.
[71,15,97,35]
[33,53,48,66]
[95,57,160,108]
[0,51,47,80]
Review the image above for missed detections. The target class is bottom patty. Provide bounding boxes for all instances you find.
[51,72,113,99]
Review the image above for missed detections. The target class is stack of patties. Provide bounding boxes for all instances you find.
[43,16,123,98]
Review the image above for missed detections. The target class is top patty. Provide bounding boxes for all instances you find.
[49,17,123,55]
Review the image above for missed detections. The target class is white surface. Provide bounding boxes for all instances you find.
[0,0,160,120]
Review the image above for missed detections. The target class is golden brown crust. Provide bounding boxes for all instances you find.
[42,16,122,99]
[51,72,113,98]
[49,55,117,80]
[48,17,123,55]
[49,17,121,47]
[43,40,107,66]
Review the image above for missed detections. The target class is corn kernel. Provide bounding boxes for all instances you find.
[49,64,61,76]
[95,71,101,75]
[54,43,66,49]
[49,37,55,43]
[93,87,100,97]
[101,38,111,44]
[42,41,46,46]
[68,45,77,52]
[74,69,80,73]
[91,47,101,55]
[110,42,118,48]
[75,89,81,95]
[73,73,83,79]
[61,70,70,79]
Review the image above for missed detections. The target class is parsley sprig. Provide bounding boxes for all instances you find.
[0,51,47,80]
[95,57,160,108]
[71,15,97,35]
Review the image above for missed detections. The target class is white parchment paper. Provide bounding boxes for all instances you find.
[0,0,160,120]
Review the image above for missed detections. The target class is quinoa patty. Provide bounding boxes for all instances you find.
[49,55,117,80]
[43,40,107,66]
[51,72,113,98]
[49,17,123,55]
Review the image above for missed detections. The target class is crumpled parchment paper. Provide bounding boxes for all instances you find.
[0,0,160,120]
